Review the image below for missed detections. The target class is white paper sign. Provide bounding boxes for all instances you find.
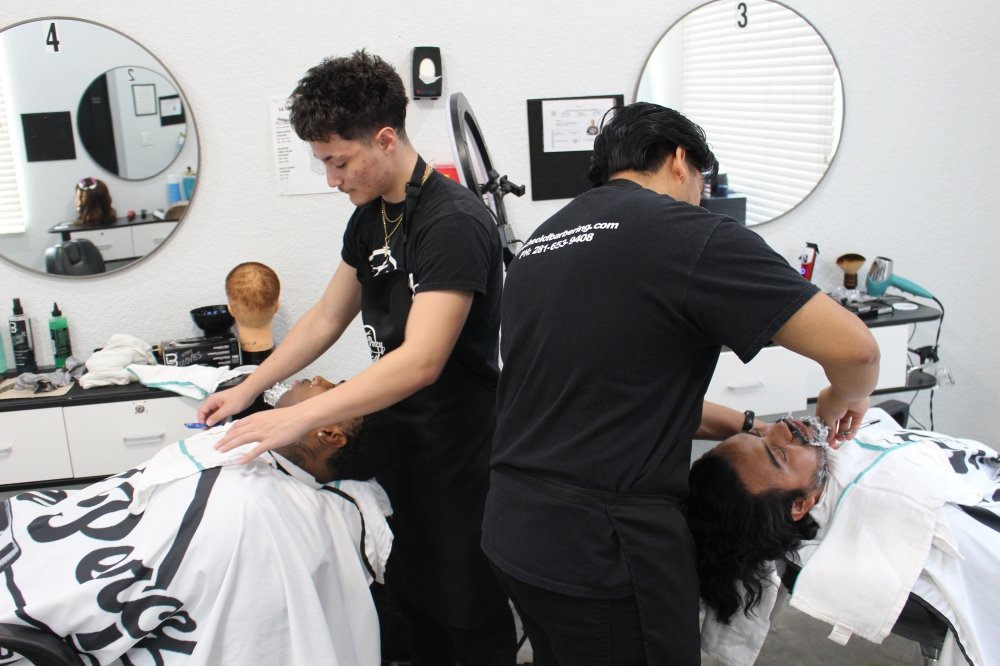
[132,84,157,116]
[270,97,333,196]
[541,97,616,153]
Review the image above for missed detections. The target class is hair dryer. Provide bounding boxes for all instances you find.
[866,257,933,298]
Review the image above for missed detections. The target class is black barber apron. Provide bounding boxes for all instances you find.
[495,454,701,665]
[357,157,509,629]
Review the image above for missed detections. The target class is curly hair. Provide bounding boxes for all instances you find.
[588,102,717,188]
[325,410,397,481]
[288,50,408,143]
[686,452,818,623]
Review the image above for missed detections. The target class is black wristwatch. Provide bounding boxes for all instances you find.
[741,410,756,433]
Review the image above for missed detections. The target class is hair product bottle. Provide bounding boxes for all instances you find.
[49,303,72,368]
[9,298,37,373]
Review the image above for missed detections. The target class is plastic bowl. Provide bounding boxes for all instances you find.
[190,304,234,337]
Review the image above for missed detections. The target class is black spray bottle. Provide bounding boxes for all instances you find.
[9,298,37,373]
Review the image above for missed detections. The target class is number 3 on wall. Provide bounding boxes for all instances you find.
[736,2,748,28]
[44,21,61,53]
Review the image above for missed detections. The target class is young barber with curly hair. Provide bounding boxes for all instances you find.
[200,51,515,664]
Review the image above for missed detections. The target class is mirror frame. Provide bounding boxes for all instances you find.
[634,0,845,227]
[0,16,200,278]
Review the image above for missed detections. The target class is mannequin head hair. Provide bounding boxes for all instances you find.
[225,262,280,327]
[588,102,718,188]
[74,178,116,226]
[288,49,408,144]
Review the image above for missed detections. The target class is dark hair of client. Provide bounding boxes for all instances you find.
[288,49,408,143]
[686,452,818,623]
[325,411,396,481]
[588,102,718,188]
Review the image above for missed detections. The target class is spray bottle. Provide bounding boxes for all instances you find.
[49,303,72,368]
[9,298,37,373]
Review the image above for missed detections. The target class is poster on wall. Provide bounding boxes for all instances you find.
[269,97,332,196]
[541,97,617,153]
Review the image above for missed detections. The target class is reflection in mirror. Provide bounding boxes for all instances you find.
[637,0,843,225]
[0,19,198,276]
[78,67,186,180]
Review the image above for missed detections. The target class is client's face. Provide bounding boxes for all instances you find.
[713,418,827,496]
[274,377,358,483]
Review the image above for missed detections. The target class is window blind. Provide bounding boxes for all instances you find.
[0,71,25,234]
[681,0,839,224]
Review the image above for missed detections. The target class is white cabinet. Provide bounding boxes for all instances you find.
[67,226,133,261]
[63,396,200,478]
[0,408,74,485]
[705,346,808,415]
[131,222,177,257]
[804,324,910,398]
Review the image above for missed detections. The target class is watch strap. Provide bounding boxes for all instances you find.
[741,410,755,432]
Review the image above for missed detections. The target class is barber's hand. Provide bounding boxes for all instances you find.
[213,405,312,464]
[816,386,870,448]
[197,385,255,427]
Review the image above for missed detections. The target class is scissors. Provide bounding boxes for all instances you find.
[836,419,881,438]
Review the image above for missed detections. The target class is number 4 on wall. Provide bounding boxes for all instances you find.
[45,21,61,53]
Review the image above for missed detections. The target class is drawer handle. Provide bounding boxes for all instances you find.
[0,446,11,457]
[122,433,165,446]
[96,244,112,250]
[727,381,764,393]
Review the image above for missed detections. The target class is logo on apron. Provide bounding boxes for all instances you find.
[364,325,386,362]
[369,248,398,277]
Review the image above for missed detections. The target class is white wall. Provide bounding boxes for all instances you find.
[0,19,197,270]
[0,1,997,442]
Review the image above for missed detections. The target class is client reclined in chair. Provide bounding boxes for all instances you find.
[0,377,395,666]
[689,410,1000,666]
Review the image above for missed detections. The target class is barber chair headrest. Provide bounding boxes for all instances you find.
[45,239,106,276]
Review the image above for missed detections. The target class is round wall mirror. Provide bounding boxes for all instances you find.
[637,0,843,226]
[0,18,199,276]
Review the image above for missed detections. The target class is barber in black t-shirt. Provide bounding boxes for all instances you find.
[202,52,516,664]
[484,103,881,665]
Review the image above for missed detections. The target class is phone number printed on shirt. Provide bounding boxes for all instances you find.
[517,223,619,259]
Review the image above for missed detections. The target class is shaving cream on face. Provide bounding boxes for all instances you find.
[779,414,829,447]
[263,382,292,407]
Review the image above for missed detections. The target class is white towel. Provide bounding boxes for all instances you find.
[790,430,981,645]
[700,572,781,666]
[79,334,157,388]
[127,363,244,399]
[128,423,252,513]
[128,425,395,584]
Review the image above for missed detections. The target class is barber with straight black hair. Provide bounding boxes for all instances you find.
[483,102,881,664]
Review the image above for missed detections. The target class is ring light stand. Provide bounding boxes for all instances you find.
[448,92,525,266]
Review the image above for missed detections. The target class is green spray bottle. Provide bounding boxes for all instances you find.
[49,303,72,368]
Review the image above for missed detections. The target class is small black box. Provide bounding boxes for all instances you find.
[700,194,747,225]
[412,47,442,99]
[158,334,240,368]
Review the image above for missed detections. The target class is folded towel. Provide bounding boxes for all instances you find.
[126,363,244,399]
[790,430,981,645]
[129,423,254,514]
[79,335,157,388]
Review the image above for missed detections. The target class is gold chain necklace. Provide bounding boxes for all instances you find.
[380,164,433,252]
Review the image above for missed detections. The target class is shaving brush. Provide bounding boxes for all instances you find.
[836,254,866,289]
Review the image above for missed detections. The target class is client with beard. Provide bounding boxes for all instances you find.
[0,377,396,666]
[688,412,1000,666]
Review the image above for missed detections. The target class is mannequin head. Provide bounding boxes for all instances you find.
[74,177,117,226]
[225,262,280,351]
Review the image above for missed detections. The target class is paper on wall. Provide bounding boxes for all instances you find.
[541,97,617,153]
[270,96,334,196]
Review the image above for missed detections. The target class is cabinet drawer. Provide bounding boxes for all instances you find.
[63,396,200,478]
[706,346,807,415]
[68,227,134,261]
[0,408,74,484]
[131,222,178,257]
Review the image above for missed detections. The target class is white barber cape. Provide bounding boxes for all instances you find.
[701,409,1000,666]
[0,426,392,666]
